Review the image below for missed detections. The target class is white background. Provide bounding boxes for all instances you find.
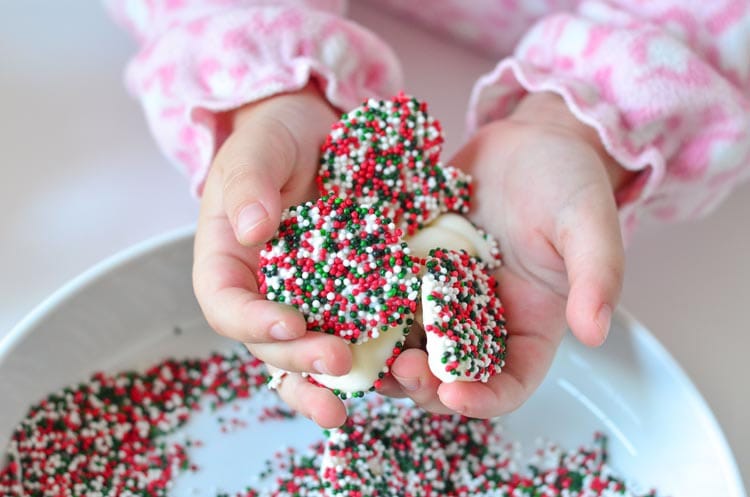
[1,1,747,487]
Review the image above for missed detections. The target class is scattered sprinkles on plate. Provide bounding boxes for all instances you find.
[0,349,267,497]
[422,248,507,383]
[320,399,510,496]
[258,195,421,345]
[0,349,660,497]
[244,400,661,497]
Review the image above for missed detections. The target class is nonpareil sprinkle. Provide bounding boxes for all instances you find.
[421,248,507,383]
[317,93,471,236]
[0,350,661,497]
[259,194,420,345]
[0,349,267,497]
[245,400,661,497]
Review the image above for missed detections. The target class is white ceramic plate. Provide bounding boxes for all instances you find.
[0,228,745,496]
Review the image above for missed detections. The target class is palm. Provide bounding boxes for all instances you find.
[384,118,623,417]
[194,87,353,428]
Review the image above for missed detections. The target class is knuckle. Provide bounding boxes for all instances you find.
[222,165,256,199]
[244,342,262,357]
[268,112,298,151]
[608,255,626,292]
[255,114,300,173]
[203,312,227,338]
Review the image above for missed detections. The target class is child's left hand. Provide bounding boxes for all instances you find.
[378,92,632,417]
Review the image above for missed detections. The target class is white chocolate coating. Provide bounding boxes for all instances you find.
[409,214,504,383]
[406,222,475,260]
[421,276,464,383]
[406,213,501,268]
[310,325,408,394]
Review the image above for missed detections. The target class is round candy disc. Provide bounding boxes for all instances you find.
[317,94,471,235]
[259,195,421,344]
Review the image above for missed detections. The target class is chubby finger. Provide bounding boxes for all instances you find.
[197,282,307,343]
[215,114,299,246]
[375,376,410,398]
[556,181,625,347]
[194,167,306,343]
[267,366,347,428]
[390,349,454,415]
[247,333,352,376]
[216,85,337,247]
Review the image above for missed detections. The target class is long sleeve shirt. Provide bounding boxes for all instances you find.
[106,0,750,234]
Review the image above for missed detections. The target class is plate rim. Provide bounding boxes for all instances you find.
[1,225,745,495]
[0,224,196,362]
[614,307,746,496]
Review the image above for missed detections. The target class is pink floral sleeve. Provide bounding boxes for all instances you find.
[465,1,750,234]
[105,0,402,195]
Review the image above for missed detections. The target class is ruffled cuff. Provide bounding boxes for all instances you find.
[124,5,403,195]
[466,58,655,238]
[467,9,750,238]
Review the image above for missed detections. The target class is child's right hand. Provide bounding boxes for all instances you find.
[192,84,353,428]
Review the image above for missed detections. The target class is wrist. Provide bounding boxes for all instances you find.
[510,92,634,191]
[229,81,334,131]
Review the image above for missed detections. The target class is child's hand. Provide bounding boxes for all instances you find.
[380,92,631,417]
[193,84,352,428]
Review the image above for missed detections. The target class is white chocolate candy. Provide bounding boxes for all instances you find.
[310,324,408,395]
[409,214,505,383]
[405,213,501,268]
[406,221,475,259]
[421,275,464,384]
[312,214,504,394]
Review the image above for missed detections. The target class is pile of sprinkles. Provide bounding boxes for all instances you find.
[320,399,510,496]
[421,248,507,383]
[258,195,420,344]
[0,349,267,497]
[317,93,471,236]
[244,400,660,497]
[0,349,660,497]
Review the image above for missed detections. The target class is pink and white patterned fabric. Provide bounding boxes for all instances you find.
[106,0,750,233]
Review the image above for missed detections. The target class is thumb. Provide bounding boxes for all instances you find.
[557,182,625,347]
[216,113,299,246]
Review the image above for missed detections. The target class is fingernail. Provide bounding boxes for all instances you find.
[393,375,420,392]
[269,322,297,341]
[312,359,331,375]
[596,304,612,342]
[237,202,268,238]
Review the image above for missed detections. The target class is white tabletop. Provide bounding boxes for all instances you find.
[1,1,747,487]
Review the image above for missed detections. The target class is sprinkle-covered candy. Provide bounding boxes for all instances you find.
[262,94,507,399]
[317,94,471,235]
[259,195,421,344]
[421,248,507,383]
[307,325,407,399]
